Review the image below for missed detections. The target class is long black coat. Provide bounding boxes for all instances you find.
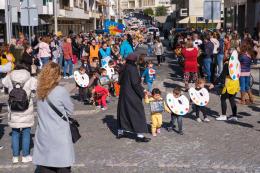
[117,61,148,133]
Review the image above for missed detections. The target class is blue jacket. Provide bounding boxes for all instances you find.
[239,54,251,72]
[120,40,134,59]
[142,67,156,83]
[99,47,111,58]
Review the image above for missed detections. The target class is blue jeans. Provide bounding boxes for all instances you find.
[217,54,224,76]
[239,76,250,92]
[203,58,212,82]
[41,57,50,66]
[147,44,153,56]
[58,55,63,67]
[147,82,153,93]
[63,59,73,77]
[12,128,31,157]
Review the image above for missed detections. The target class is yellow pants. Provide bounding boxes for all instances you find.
[151,114,162,134]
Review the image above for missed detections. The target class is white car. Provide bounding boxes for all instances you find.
[147,27,160,37]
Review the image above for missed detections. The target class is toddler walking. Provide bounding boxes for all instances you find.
[145,88,170,137]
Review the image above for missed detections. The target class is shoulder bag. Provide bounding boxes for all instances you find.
[47,98,81,143]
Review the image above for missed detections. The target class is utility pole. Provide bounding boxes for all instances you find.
[5,0,11,43]
[54,0,58,34]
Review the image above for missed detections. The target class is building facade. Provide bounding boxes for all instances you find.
[224,0,260,35]
[172,0,224,29]
[0,0,115,43]
[120,0,174,15]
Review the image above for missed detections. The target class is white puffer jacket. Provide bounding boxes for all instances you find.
[2,69,37,128]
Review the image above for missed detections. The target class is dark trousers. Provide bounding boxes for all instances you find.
[211,54,218,82]
[79,87,87,101]
[170,113,183,132]
[194,105,207,119]
[36,166,71,173]
[221,92,237,117]
[157,55,161,65]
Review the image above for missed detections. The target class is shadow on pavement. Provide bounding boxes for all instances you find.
[226,121,254,128]
[238,112,252,117]
[102,115,152,140]
[102,115,117,137]
[186,104,219,120]
[248,105,260,112]
[164,81,183,90]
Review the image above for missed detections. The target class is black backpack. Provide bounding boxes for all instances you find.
[8,82,30,112]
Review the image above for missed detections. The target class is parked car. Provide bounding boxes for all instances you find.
[147,27,160,37]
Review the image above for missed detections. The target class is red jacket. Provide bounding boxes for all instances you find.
[63,42,73,60]
[182,48,198,72]
[94,85,109,96]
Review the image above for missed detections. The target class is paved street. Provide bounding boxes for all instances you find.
[1,47,260,173]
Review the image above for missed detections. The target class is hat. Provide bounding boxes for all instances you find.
[126,53,138,62]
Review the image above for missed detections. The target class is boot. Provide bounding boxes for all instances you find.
[247,90,254,104]
[239,92,246,105]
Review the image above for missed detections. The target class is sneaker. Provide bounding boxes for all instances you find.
[22,155,32,163]
[216,115,227,121]
[12,157,19,164]
[196,118,202,123]
[179,131,184,135]
[228,116,238,122]
[0,146,3,150]
[96,106,101,109]
[63,76,68,79]
[203,118,210,122]
[101,107,107,111]
[69,75,74,79]
[156,128,161,134]
[166,127,173,132]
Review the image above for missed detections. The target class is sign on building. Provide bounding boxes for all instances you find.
[20,0,38,26]
[203,0,221,20]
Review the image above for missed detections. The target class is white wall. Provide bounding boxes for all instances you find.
[189,0,204,17]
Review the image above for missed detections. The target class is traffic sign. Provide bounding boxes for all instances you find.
[203,0,221,20]
[20,0,38,26]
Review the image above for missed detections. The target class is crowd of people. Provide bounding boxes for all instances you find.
[0,26,258,173]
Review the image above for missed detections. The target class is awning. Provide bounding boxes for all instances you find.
[178,17,190,24]
[178,16,222,24]
[154,16,167,23]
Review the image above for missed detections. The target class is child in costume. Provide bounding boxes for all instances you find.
[76,66,88,104]
[98,68,111,90]
[92,83,109,110]
[167,87,186,135]
[191,78,211,123]
[142,61,156,93]
[145,88,170,137]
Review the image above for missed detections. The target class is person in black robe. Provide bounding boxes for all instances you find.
[117,53,151,142]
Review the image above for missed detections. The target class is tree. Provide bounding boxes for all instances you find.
[143,8,154,16]
[155,6,168,16]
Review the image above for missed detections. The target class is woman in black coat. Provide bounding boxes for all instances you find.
[117,53,150,142]
[21,44,40,74]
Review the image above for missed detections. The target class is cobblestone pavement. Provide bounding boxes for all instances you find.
[0,47,260,173]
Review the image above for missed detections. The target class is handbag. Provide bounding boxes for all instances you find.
[31,59,37,75]
[47,98,81,143]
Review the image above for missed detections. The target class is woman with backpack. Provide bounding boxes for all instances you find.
[2,64,37,163]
